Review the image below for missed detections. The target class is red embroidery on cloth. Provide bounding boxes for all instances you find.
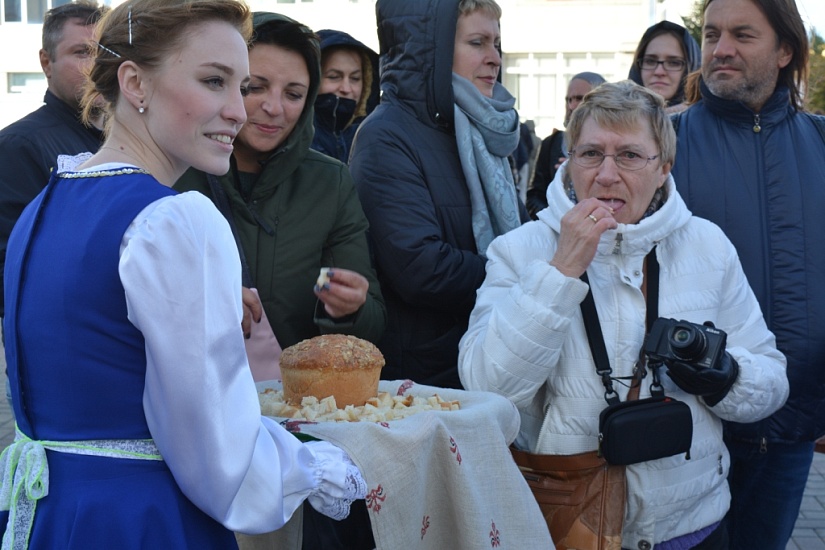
[490,520,501,547]
[396,379,415,395]
[366,484,386,514]
[280,419,317,433]
[421,515,430,539]
[449,436,462,465]
[378,421,390,428]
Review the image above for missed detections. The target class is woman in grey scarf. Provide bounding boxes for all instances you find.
[349,0,527,390]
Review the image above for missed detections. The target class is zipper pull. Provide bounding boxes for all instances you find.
[611,233,623,255]
[759,436,768,454]
[753,114,761,133]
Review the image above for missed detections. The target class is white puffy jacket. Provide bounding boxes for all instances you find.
[458,166,788,548]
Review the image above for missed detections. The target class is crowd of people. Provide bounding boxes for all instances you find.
[0,0,821,548]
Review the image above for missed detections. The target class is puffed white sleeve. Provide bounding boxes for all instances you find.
[119,191,356,534]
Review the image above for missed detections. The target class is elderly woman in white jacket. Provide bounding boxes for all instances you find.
[458,80,787,549]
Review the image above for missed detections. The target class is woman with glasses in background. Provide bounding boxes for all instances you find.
[629,20,701,114]
[458,80,787,549]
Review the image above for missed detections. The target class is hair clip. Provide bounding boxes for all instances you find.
[95,41,122,58]
[128,6,133,45]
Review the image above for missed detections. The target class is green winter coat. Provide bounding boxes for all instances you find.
[174,13,385,348]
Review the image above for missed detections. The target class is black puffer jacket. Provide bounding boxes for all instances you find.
[672,81,825,444]
[349,0,491,388]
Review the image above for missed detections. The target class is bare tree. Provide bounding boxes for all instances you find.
[683,0,703,46]
[807,29,825,113]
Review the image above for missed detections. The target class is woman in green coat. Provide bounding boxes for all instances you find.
[175,13,385,356]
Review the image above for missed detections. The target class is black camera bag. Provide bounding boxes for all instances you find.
[598,395,692,465]
[581,248,693,467]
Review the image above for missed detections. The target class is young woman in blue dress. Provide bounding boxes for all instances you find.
[0,1,365,547]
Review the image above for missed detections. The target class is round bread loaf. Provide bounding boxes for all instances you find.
[280,334,385,407]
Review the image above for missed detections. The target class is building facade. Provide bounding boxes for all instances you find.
[0,0,694,139]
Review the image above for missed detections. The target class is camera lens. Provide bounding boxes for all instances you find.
[669,325,707,362]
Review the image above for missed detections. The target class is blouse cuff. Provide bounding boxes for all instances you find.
[304,440,367,521]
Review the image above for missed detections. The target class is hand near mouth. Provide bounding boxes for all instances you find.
[550,198,618,278]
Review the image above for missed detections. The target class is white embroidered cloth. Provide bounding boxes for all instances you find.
[258,379,553,548]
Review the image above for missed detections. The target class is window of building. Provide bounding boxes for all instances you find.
[7,72,46,94]
[2,0,74,23]
[4,0,21,22]
[504,52,621,139]
[27,0,46,24]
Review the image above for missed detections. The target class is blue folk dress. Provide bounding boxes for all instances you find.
[0,167,236,548]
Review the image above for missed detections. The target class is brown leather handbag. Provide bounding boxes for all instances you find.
[511,447,625,550]
[510,250,668,549]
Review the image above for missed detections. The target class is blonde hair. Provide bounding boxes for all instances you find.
[81,0,252,127]
[458,0,501,19]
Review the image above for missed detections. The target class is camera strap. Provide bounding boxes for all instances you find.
[580,248,659,405]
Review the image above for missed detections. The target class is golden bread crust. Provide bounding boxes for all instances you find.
[280,334,385,406]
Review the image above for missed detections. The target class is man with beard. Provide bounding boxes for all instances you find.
[670,0,825,548]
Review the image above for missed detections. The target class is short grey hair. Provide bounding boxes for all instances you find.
[570,72,606,88]
[566,79,676,167]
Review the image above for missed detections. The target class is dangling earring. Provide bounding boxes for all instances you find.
[138,106,145,114]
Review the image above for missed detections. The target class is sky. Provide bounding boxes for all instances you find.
[797,0,825,35]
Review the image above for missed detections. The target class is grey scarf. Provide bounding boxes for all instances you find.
[453,73,521,256]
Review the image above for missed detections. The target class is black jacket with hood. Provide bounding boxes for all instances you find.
[349,0,488,389]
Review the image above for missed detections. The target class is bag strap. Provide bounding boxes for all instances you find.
[641,251,664,398]
[579,275,616,403]
[580,247,659,405]
[206,174,254,288]
[646,247,659,331]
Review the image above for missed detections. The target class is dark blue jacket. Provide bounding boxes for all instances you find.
[672,81,825,444]
[349,0,489,388]
[0,91,103,317]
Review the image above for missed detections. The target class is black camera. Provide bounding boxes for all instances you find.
[643,318,727,370]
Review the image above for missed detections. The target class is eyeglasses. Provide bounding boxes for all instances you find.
[638,57,686,72]
[568,149,659,171]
